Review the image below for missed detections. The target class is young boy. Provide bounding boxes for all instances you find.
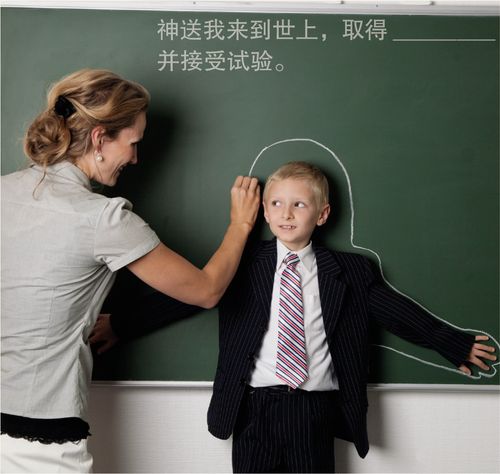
[92,161,495,473]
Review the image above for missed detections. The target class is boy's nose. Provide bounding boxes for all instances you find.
[282,206,293,219]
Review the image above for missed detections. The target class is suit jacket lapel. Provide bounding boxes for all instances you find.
[314,245,347,339]
[249,240,276,320]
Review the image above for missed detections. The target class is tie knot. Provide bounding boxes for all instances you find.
[284,252,300,268]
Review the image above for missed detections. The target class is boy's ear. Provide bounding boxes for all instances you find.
[317,203,331,226]
[262,201,270,223]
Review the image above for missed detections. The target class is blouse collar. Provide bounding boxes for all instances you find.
[30,161,92,191]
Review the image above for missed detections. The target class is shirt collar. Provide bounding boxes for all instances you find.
[30,161,92,191]
[276,239,315,274]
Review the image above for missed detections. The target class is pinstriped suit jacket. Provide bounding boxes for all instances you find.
[207,239,474,458]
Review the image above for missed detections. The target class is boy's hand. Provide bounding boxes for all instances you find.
[89,313,119,354]
[458,335,497,375]
[230,176,260,232]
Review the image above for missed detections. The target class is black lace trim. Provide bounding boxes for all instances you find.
[1,413,91,444]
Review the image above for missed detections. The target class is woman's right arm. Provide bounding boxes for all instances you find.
[127,176,260,309]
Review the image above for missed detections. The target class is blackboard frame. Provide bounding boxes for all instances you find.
[1,1,498,387]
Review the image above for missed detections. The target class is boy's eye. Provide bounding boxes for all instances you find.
[271,200,282,207]
[295,202,306,208]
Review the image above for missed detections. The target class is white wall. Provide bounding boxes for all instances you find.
[88,384,500,473]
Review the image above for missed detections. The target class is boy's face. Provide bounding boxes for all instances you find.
[263,178,330,251]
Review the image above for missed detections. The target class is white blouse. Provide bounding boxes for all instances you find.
[1,162,160,421]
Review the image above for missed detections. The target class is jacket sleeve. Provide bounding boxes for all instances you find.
[365,259,475,367]
[108,240,260,341]
[105,271,201,341]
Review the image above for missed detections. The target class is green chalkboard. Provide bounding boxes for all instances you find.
[1,7,498,385]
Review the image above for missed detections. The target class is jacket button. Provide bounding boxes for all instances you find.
[247,352,255,360]
[239,378,247,385]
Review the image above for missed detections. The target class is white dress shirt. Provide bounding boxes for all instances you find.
[249,239,339,391]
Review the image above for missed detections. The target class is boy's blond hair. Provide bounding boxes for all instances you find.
[263,161,329,207]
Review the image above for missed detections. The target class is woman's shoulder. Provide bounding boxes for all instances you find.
[80,193,133,212]
[1,166,34,186]
[3,165,134,223]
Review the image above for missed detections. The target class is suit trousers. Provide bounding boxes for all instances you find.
[232,385,341,473]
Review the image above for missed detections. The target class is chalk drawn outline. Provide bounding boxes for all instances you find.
[249,138,499,380]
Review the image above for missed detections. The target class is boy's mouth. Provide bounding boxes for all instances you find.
[279,225,296,230]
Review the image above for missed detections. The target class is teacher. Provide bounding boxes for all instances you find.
[0,68,260,473]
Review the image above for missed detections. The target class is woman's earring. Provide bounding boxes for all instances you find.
[95,153,103,162]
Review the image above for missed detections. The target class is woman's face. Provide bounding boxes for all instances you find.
[95,112,146,186]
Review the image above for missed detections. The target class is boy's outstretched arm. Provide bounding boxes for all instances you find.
[366,259,497,373]
[90,239,259,354]
[90,289,202,354]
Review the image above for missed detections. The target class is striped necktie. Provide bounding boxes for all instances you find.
[276,252,308,389]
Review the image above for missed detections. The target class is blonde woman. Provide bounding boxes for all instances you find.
[1,69,259,473]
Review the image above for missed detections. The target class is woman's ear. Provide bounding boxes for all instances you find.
[90,126,107,151]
